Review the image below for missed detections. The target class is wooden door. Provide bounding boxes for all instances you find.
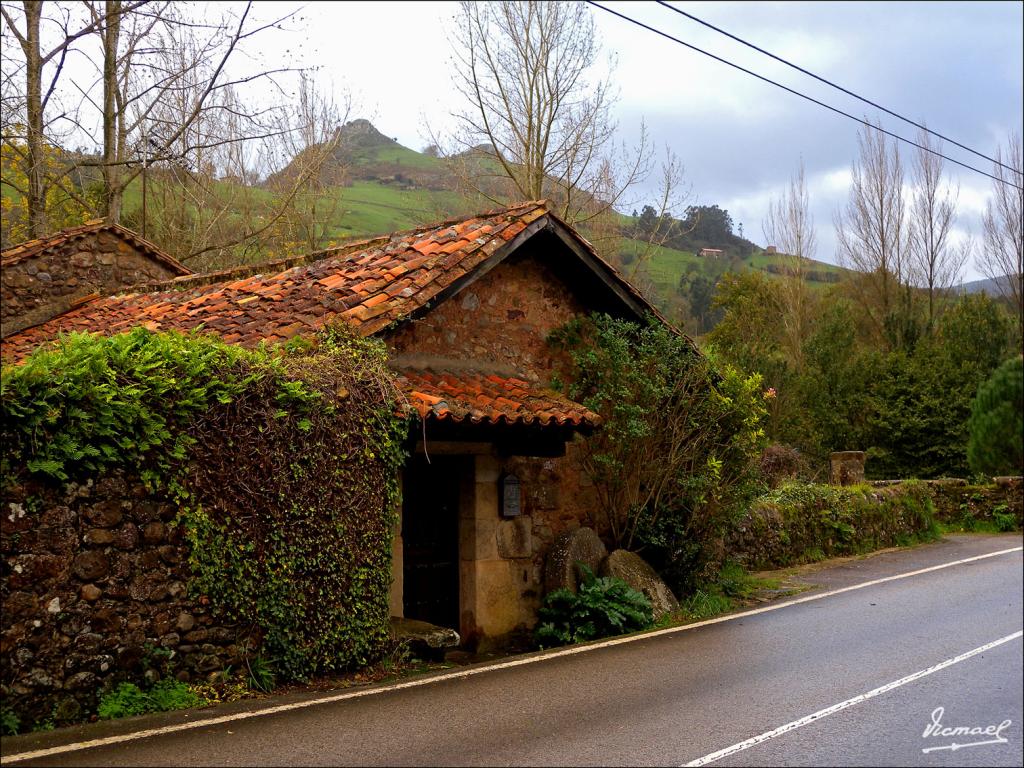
[402,455,462,629]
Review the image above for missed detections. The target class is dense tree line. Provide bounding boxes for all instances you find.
[628,202,757,259]
[709,272,1018,478]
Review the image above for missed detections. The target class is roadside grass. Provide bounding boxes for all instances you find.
[937,515,1020,535]
[673,560,806,623]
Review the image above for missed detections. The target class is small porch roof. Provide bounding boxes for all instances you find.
[394,367,599,431]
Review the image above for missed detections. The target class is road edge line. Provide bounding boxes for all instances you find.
[682,630,1024,766]
[2,544,1021,764]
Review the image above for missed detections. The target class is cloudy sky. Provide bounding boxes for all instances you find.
[258,1,1022,277]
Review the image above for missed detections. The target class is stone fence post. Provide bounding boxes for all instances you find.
[830,451,866,486]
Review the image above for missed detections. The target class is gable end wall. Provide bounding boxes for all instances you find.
[1,232,181,337]
[386,251,588,378]
[387,250,606,643]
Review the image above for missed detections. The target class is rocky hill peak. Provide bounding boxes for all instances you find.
[336,119,398,150]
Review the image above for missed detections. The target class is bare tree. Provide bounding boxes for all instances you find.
[907,127,967,330]
[1,0,145,235]
[979,132,1023,321]
[618,147,692,277]
[438,0,648,228]
[136,73,350,269]
[261,73,351,255]
[763,159,816,372]
[2,0,300,235]
[835,120,914,347]
[84,0,299,223]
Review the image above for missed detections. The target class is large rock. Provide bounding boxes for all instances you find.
[543,527,607,595]
[599,549,679,619]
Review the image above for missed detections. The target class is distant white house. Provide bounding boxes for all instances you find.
[699,248,724,258]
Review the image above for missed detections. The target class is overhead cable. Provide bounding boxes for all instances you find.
[585,1,1022,191]
[655,0,1016,174]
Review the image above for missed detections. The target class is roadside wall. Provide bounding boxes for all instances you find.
[729,478,1022,572]
[873,476,1022,529]
[2,472,245,727]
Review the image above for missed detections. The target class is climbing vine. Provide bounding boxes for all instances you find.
[1,325,408,680]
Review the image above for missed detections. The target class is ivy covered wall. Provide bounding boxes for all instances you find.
[1,327,406,728]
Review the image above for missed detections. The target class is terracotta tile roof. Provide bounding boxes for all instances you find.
[395,368,599,429]
[1,220,192,276]
[1,200,675,363]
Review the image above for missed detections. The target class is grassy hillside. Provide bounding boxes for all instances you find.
[326,181,466,237]
[3,121,855,322]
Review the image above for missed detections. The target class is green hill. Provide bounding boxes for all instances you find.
[3,119,854,329]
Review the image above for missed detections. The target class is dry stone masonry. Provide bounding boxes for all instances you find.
[1,472,244,726]
[1,223,189,337]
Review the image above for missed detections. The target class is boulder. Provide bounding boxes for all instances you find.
[599,549,679,620]
[543,527,607,595]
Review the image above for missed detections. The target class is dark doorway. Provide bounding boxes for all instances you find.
[402,455,463,629]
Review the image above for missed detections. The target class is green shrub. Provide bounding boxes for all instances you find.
[97,680,203,720]
[549,313,767,595]
[1,702,19,735]
[1,328,266,488]
[968,356,1023,476]
[993,507,1018,533]
[534,565,654,647]
[244,655,277,693]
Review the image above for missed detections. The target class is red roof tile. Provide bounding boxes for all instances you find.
[2,200,675,363]
[395,368,599,429]
[1,220,191,276]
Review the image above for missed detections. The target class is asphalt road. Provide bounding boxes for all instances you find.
[3,534,1022,767]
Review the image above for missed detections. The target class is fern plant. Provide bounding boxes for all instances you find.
[535,564,653,647]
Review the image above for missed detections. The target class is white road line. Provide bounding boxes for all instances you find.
[2,545,1020,764]
[683,630,1024,767]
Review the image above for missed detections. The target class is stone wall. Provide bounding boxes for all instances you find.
[730,479,1022,572]
[1,229,184,337]
[1,472,245,727]
[387,250,588,380]
[728,482,940,571]
[456,448,600,646]
[872,477,1023,529]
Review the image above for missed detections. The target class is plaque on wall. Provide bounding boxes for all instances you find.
[500,473,521,518]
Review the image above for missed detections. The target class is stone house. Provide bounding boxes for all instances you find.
[1,201,676,646]
[0,220,192,338]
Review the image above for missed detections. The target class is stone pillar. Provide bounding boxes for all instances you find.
[830,451,866,486]
[459,455,530,644]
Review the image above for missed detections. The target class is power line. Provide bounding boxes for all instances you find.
[585,1,1022,191]
[655,0,1015,174]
